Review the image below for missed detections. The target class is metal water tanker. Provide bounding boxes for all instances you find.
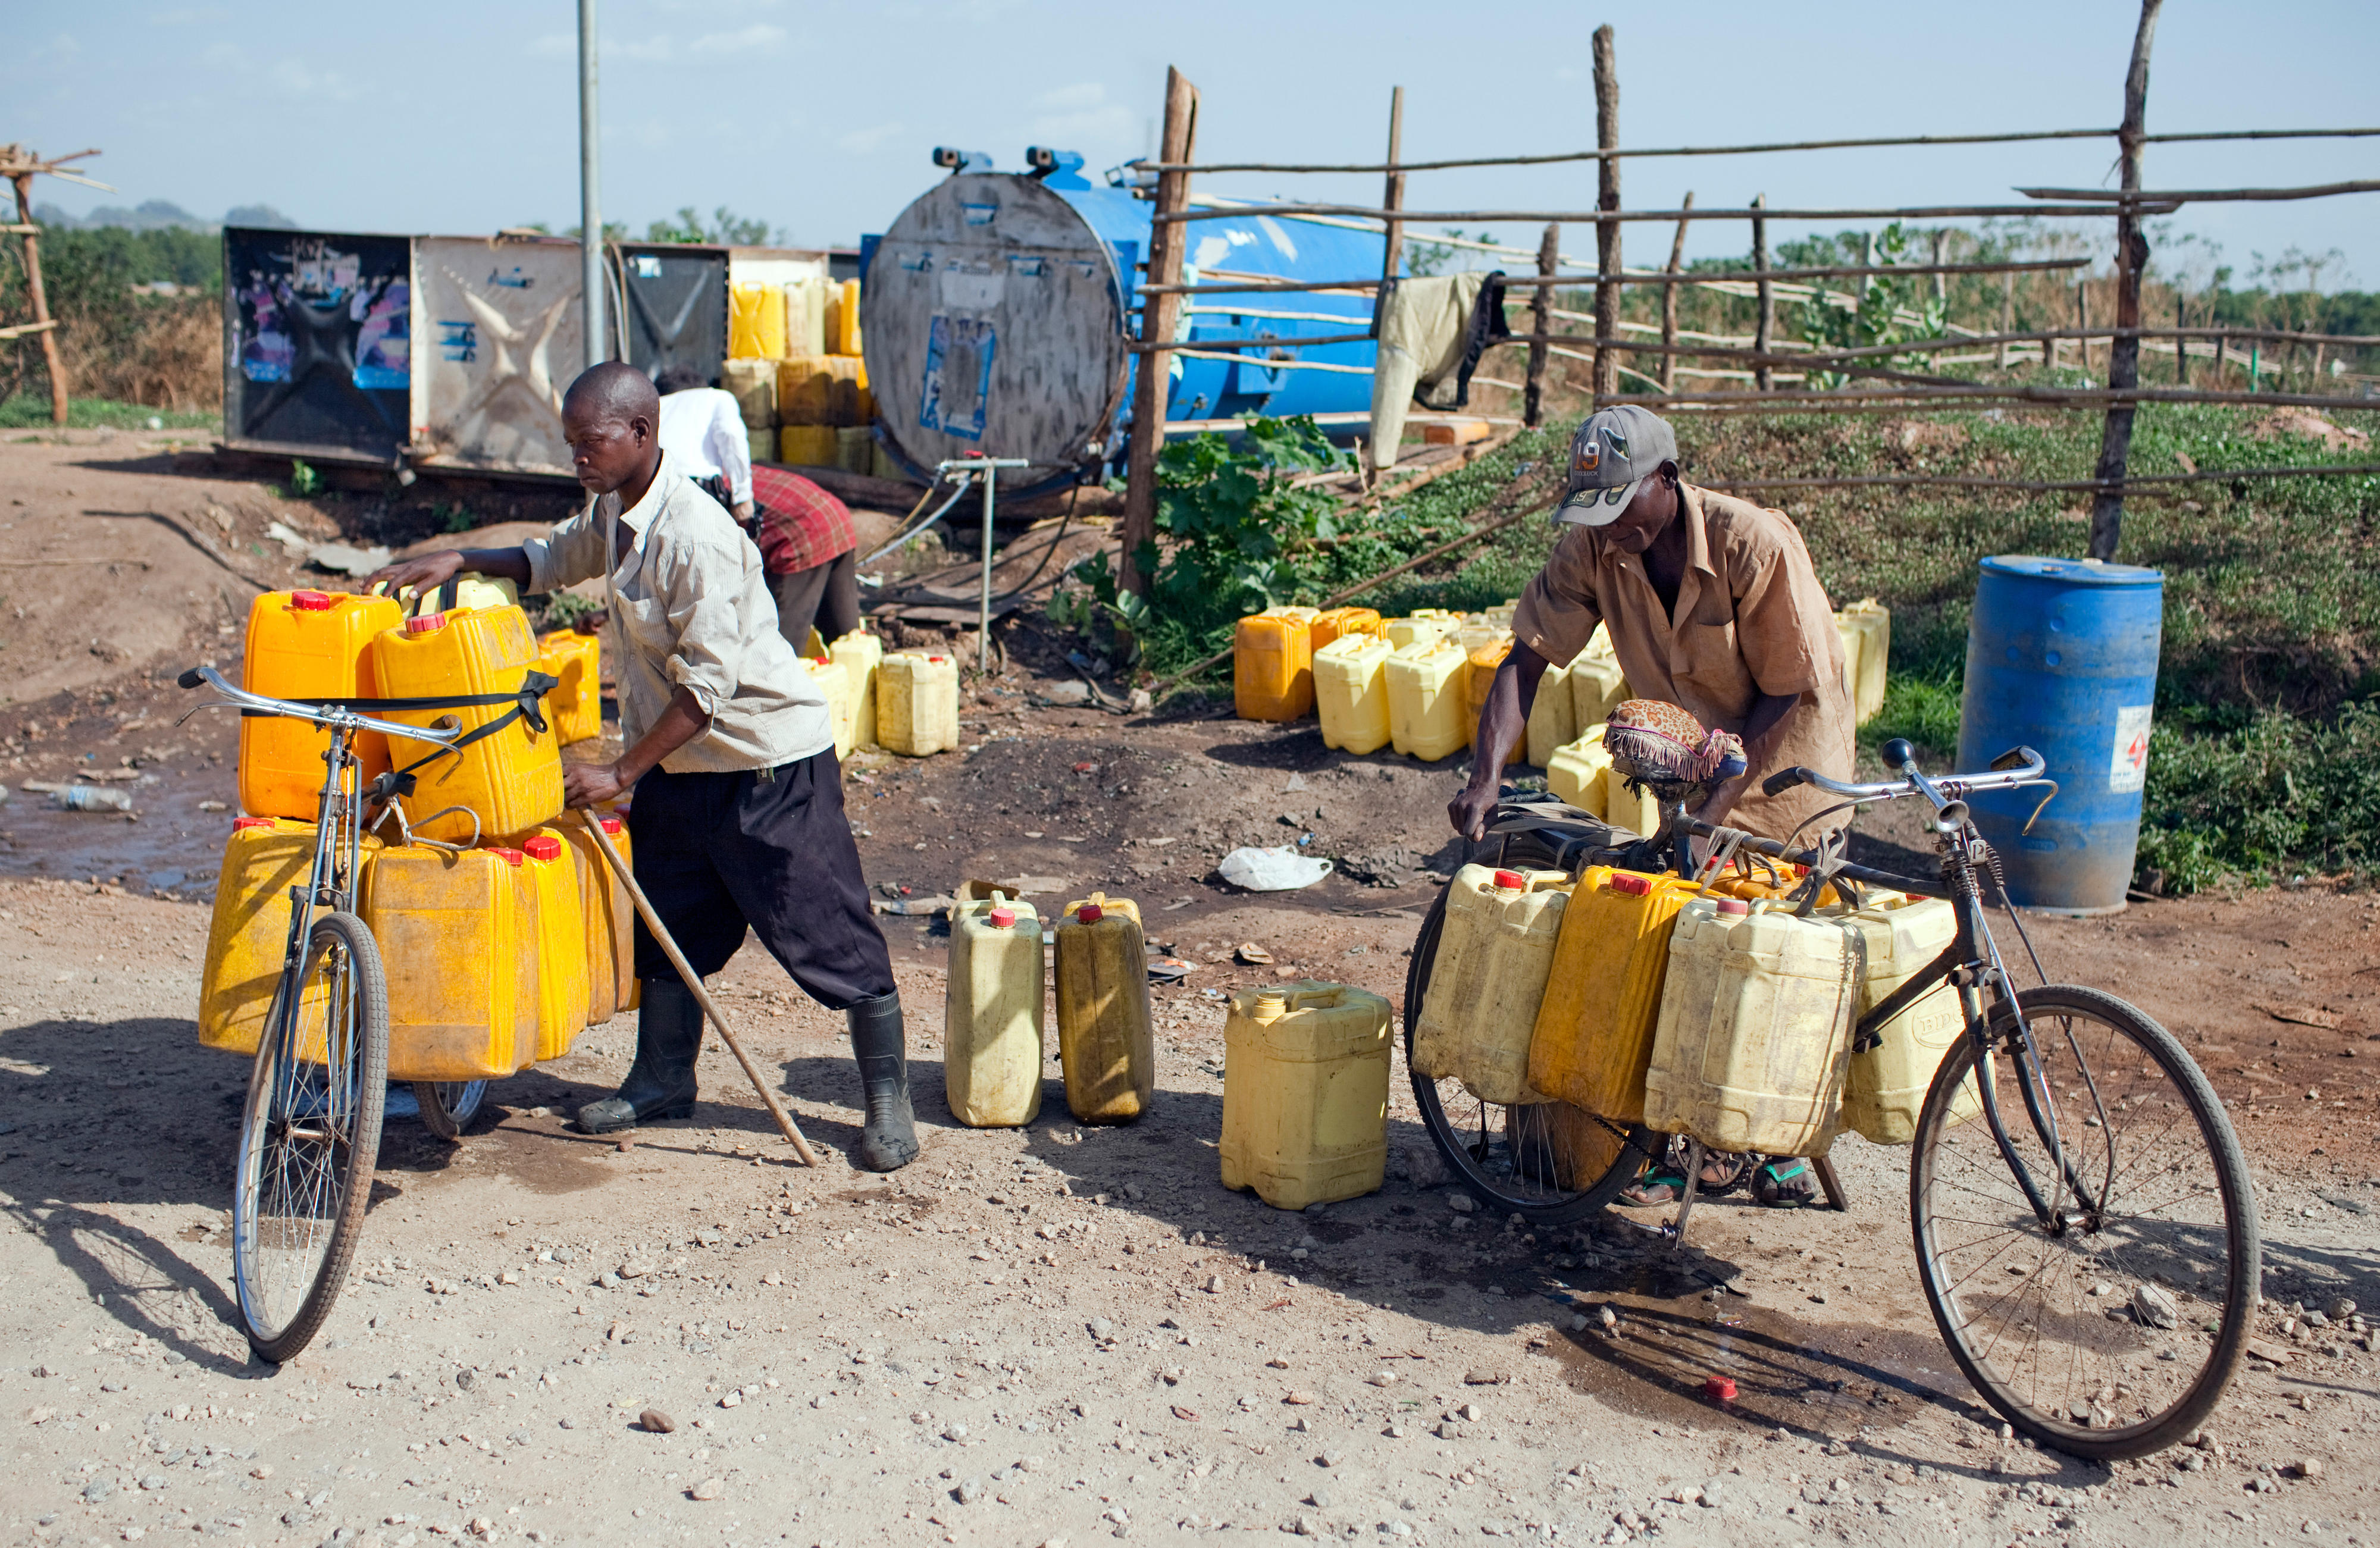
[860,150,1385,493]
[1956,555,2163,915]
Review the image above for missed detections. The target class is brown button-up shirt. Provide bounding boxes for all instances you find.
[1512,482,1855,839]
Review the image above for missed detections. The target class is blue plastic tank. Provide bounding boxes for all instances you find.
[1956,555,2163,915]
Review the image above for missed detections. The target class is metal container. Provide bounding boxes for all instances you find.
[412,235,588,476]
[862,157,1384,494]
[615,242,727,384]
[1957,555,2163,915]
[223,227,414,462]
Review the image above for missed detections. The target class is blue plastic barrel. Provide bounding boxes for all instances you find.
[1956,556,2163,915]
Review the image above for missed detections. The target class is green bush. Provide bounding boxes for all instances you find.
[2134,698,2380,891]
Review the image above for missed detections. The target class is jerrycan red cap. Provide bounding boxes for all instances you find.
[927,654,947,663]
[1715,897,1750,916]
[486,847,524,866]
[596,815,624,834]
[233,816,275,831]
[404,612,447,634]
[1609,873,1652,896]
[1077,903,1104,923]
[1491,869,1525,890]
[522,835,562,861]
[988,906,1017,928]
[290,590,336,611]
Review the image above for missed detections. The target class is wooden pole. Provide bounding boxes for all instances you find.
[2090,0,2161,562]
[1752,195,1773,391]
[1659,192,1693,391]
[1379,86,1406,299]
[1120,67,1200,601]
[1138,255,2089,297]
[1524,223,1558,427]
[8,173,68,427]
[578,815,819,1165]
[2000,271,2016,368]
[2177,290,2189,385]
[1591,24,1622,403]
[1931,229,1951,305]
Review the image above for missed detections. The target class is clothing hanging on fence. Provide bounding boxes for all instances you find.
[1366,272,1512,472]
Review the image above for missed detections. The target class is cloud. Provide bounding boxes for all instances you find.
[690,23,785,54]
[1035,83,1108,112]
[836,121,907,156]
[607,36,678,63]
[270,59,356,101]
[1027,82,1133,148]
[528,32,574,58]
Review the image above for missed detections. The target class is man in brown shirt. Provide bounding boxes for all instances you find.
[1450,405,1854,847]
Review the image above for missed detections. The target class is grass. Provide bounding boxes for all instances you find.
[0,394,216,431]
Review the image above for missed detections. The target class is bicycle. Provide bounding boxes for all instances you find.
[1405,737,2258,1458]
[177,663,468,1362]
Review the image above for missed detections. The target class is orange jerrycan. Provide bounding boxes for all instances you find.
[1309,606,1382,653]
[1234,609,1315,722]
[536,629,603,747]
[1463,637,1521,765]
[1220,980,1394,1210]
[364,842,530,1083]
[558,814,637,1023]
[199,817,376,1055]
[369,606,565,843]
[513,833,591,1062]
[240,589,403,820]
[1054,892,1154,1123]
[1313,634,1393,756]
[1525,869,1699,1125]
[945,895,1047,1128]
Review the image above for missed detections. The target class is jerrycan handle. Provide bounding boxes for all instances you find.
[1290,984,1344,1010]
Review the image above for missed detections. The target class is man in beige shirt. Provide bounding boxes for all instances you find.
[368,364,918,1171]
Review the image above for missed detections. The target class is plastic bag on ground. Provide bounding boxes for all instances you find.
[1219,845,1335,892]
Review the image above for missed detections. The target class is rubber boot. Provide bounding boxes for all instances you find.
[577,978,702,1134]
[846,991,918,1172]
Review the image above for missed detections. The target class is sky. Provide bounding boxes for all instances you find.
[9,0,2378,290]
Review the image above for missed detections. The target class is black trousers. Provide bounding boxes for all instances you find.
[625,750,895,1011]
[770,549,860,652]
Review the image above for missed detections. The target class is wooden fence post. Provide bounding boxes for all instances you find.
[1659,193,1693,391]
[1591,25,1622,403]
[2090,10,2163,559]
[1120,67,1199,600]
[1751,194,1773,391]
[2177,291,2189,385]
[8,171,68,427]
[1524,223,1558,427]
[2000,271,2016,368]
[1379,87,1406,299]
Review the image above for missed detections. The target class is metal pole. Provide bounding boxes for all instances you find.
[979,466,996,673]
[578,0,607,365]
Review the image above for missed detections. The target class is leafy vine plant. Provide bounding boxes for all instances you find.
[1797,221,1949,389]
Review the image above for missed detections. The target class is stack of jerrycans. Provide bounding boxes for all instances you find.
[1221,981,1393,1209]
[1526,870,1702,1126]
[945,885,1046,1128]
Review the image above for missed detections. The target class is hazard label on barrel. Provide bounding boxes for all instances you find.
[2109,704,2153,793]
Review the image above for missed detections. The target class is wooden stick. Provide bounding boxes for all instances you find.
[1525,223,1558,427]
[1601,383,2378,411]
[1136,258,2091,296]
[0,318,60,340]
[1752,195,1773,392]
[1120,67,1200,602]
[1659,193,1693,391]
[1703,462,2380,494]
[1129,331,1373,354]
[2090,0,2162,562]
[1158,200,2167,226]
[2017,177,2380,204]
[1592,25,1622,403]
[1377,87,1406,330]
[8,170,67,427]
[577,813,821,1166]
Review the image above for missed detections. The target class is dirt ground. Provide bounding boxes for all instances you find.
[2,431,2377,1548]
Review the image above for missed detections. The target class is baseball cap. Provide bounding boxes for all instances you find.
[1553,405,1678,527]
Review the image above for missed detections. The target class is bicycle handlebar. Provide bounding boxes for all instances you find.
[1761,741,2048,807]
[176,664,462,746]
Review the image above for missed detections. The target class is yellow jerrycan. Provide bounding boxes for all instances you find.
[1644,898,1861,1156]
[1838,598,1891,725]
[729,281,787,359]
[1308,606,1382,653]
[511,834,591,1063]
[831,628,884,749]
[536,629,603,747]
[945,895,1047,1127]
[370,606,564,843]
[1385,639,1471,761]
[240,589,403,820]
[1383,612,1456,650]
[1220,980,1394,1210]
[199,817,376,1055]
[877,651,961,755]
[556,813,637,1024]
[1412,866,1551,1079]
[1234,609,1315,722]
[1524,656,1577,768]
[1839,895,1974,1143]
[1567,648,1631,732]
[1546,726,1612,816]
[1313,634,1393,756]
[1525,870,1699,1124]
[1450,870,1573,1106]
[803,657,856,760]
[1054,892,1154,1123]
[363,843,530,1083]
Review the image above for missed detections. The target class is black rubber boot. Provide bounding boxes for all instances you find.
[577,978,702,1134]
[846,991,918,1172]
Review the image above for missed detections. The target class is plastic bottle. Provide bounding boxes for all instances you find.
[831,628,884,749]
[1313,634,1394,756]
[536,629,603,747]
[369,605,564,843]
[1385,639,1471,762]
[877,652,960,756]
[1411,866,1561,1080]
[52,785,134,812]
[1308,607,1383,653]
[1524,657,1577,769]
[1524,870,1700,1125]
[1643,897,1860,1156]
[1220,980,1395,1209]
[556,813,637,1025]
[240,588,404,820]
[1839,895,1972,1143]
[362,842,529,1082]
[945,895,1046,1127]
[1451,871,1573,1106]
[1054,893,1154,1123]
[512,833,590,1063]
[200,817,342,1055]
[1234,610,1315,722]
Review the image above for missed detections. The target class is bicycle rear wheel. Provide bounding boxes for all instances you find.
[231,911,389,1364]
[1910,985,2257,1459]
[414,1080,488,1141]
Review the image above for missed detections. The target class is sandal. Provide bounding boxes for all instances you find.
[1697,1150,1756,1196]
[1618,1165,1689,1207]
[1751,1158,1818,1208]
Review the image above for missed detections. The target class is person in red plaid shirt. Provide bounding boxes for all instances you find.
[749,462,860,653]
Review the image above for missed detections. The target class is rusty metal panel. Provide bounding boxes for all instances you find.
[223,228,412,460]
[412,235,587,475]
[616,243,727,384]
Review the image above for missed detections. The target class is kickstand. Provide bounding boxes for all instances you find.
[1669,1138,1705,1252]
[1812,1154,1850,1212]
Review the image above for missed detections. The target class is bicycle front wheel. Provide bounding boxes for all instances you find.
[232,911,389,1365]
[1910,985,2257,1459]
